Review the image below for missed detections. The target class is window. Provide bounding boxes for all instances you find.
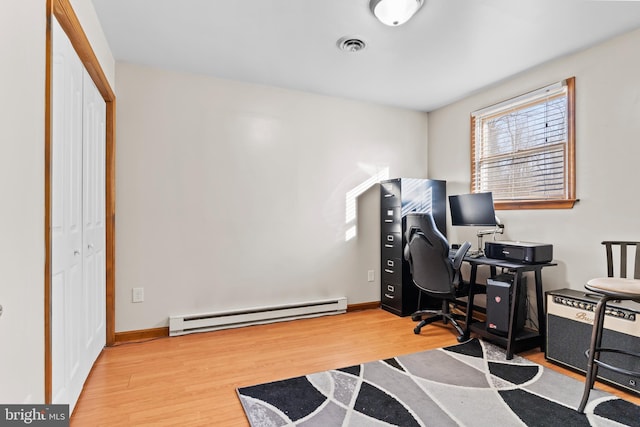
[471,77,576,209]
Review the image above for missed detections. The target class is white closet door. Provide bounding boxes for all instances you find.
[81,69,106,371]
[51,19,106,413]
[51,18,84,408]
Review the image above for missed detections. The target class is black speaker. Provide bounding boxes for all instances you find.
[486,274,527,336]
[546,288,640,394]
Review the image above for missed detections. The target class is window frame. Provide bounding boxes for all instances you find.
[470,77,576,210]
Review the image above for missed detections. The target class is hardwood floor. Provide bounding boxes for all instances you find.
[71,309,639,426]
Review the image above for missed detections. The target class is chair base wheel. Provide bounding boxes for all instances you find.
[456,334,467,343]
[413,327,421,334]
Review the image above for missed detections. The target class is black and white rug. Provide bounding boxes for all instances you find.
[237,339,640,426]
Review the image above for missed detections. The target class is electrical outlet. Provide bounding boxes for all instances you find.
[132,287,144,303]
[367,270,375,282]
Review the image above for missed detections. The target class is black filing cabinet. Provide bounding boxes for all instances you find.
[380,178,447,316]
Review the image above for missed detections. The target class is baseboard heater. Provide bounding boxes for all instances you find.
[169,297,347,336]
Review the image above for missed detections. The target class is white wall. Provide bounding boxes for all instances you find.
[115,63,429,331]
[0,0,46,404]
[428,28,640,295]
[0,0,113,404]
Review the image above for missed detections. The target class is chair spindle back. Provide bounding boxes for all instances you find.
[603,241,640,279]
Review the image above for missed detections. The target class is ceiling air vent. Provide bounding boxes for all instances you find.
[337,36,366,53]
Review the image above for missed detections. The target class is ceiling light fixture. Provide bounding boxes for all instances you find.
[369,0,425,26]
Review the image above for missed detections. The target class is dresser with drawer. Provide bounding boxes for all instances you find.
[380,178,446,316]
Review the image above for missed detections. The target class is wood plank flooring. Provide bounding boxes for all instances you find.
[71,308,639,426]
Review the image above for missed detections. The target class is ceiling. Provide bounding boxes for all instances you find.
[91,0,640,112]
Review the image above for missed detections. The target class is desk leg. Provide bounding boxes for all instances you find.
[505,271,523,360]
[535,268,545,352]
[463,265,479,340]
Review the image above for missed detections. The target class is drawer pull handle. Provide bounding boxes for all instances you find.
[384,294,394,299]
[384,269,394,274]
[384,219,393,223]
[384,244,393,248]
[384,194,394,198]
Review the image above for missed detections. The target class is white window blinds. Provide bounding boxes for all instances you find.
[471,78,575,207]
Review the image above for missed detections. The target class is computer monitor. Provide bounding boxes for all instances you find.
[449,192,497,226]
[449,192,502,256]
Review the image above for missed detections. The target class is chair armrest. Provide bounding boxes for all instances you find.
[452,241,472,270]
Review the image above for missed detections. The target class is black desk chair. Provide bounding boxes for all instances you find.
[403,213,471,342]
[578,241,640,413]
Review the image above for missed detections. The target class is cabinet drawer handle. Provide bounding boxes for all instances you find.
[384,194,394,198]
[384,294,394,299]
[384,219,393,223]
[384,244,393,248]
[384,269,394,274]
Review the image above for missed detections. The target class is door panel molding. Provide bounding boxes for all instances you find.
[46,0,116,404]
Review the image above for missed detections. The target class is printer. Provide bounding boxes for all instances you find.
[484,240,553,264]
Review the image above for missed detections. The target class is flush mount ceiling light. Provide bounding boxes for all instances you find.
[369,0,425,26]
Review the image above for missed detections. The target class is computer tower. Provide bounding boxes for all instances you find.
[486,274,527,336]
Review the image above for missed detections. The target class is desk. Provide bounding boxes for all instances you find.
[460,256,557,360]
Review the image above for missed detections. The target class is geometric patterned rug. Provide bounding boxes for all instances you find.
[237,339,640,426]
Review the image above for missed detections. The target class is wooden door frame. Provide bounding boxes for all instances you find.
[45,0,116,403]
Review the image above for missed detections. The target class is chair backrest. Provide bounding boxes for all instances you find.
[602,241,640,279]
[403,213,461,299]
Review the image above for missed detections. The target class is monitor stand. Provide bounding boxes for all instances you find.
[475,224,505,256]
